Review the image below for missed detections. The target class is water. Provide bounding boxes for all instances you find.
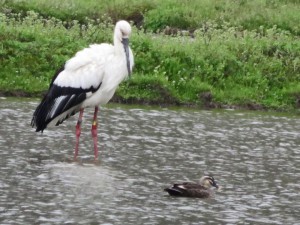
[0,97,299,224]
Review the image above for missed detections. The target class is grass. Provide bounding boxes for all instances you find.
[2,0,299,34]
[0,0,300,111]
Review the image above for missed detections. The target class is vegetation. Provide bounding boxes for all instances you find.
[0,0,300,111]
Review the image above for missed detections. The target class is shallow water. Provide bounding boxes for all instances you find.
[0,97,299,224]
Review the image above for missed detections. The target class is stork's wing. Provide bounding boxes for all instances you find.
[53,44,113,92]
[31,44,113,132]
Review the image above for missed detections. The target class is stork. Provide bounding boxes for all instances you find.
[31,20,134,161]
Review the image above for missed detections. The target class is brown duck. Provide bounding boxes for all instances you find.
[164,176,219,198]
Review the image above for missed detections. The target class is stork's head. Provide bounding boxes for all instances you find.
[115,20,132,76]
[116,20,132,39]
[199,176,219,189]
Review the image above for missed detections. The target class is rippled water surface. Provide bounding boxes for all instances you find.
[0,97,299,224]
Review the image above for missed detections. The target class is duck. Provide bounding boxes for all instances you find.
[164,175,219,198]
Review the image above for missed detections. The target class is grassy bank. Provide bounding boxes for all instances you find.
[0,0,300,111]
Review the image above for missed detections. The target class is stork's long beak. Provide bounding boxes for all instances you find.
[122,38,131,77]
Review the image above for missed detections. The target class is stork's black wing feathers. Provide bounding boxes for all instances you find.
[31,66,102,132]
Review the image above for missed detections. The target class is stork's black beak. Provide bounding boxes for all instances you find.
[122,38,131,76]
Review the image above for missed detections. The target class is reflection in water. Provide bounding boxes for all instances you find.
[0,97,299,224]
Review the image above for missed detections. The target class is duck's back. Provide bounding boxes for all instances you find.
[164,182,211,198]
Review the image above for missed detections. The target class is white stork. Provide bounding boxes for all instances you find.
[31,20,134,161]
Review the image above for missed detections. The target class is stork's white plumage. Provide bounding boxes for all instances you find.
[31,20,134,161]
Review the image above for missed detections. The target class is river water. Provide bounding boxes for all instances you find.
[0,97,299,224]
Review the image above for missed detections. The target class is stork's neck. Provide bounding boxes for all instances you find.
[113,30,124,56]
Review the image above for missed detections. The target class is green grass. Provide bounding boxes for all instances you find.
[0,0,300,111]
[3,0,299,34]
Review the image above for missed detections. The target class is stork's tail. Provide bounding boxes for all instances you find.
[31,100,52,132]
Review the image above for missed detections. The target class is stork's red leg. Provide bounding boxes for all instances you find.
[91,106,99,161]
[74,108,84,160]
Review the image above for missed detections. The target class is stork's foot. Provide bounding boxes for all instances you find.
[93,157,100,165]
[63,156,100,165]
[62,156,78,164]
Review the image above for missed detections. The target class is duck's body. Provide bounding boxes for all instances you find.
[164,176,219,198]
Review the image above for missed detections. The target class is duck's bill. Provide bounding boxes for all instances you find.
[213,182,219,189]
[216,185,222,191]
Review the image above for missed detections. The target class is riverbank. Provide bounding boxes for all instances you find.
[0,89,290,113]
[1,0,300,112]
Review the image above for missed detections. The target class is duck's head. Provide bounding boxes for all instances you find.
[199,176,219,189]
